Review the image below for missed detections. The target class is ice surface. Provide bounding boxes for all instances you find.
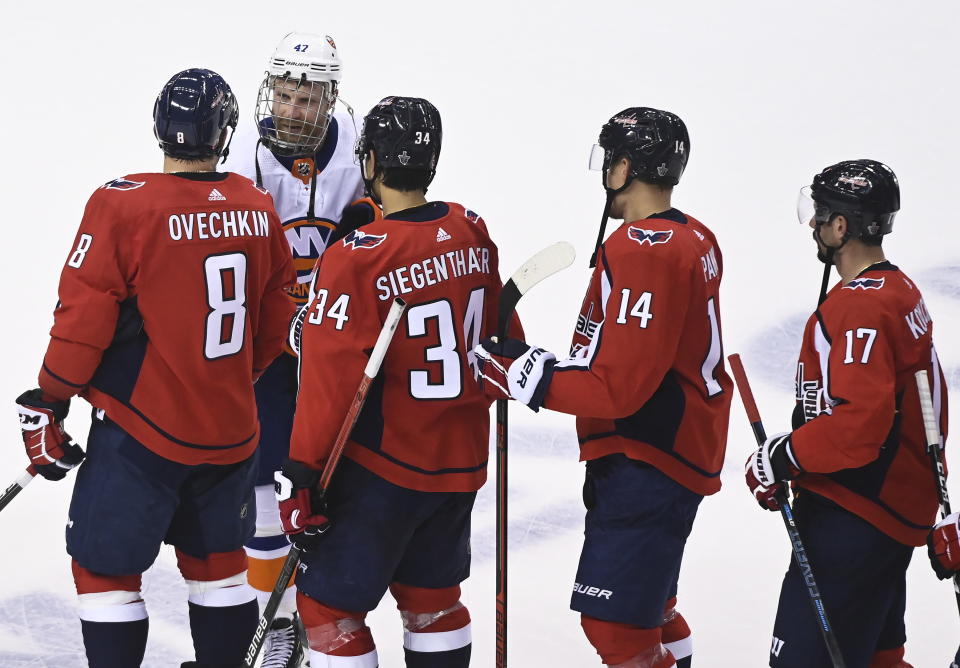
[1,1,958,665]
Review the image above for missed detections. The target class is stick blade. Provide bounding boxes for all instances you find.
[509,241,576,296]
[498,241,576,334]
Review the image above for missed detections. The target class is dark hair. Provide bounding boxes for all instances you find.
[861,234,884,247]
[379,166,432,193]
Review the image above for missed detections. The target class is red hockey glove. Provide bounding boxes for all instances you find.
[275,459,330,551]
[473,337,556,412]
[744,432,800,511]
[16,389,85,481]
[928,511,960,580]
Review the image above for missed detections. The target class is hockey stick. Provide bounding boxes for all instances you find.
[495,241,576,668]
[914,370,960,657]
[728,354,847,668]
[243,297,407,667]
[0,466,35,514]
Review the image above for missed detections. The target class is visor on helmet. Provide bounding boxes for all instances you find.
[588,144,609,171]
[255,74,337,157]
[797,186,833,226]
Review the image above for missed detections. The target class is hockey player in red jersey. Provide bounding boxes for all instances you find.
[221,31,367,665]
[276,96,510,668]
[744,160,949,668]
[14,69,295,667]
[475,107,731,668]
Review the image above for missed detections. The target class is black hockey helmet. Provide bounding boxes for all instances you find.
[807,159,900,239]
[590,107,689,188]
[153,68,238,160]
[356,96,442,186]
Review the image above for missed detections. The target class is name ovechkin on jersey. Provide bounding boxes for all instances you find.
[376,247,491,301]
[167,210,271,241]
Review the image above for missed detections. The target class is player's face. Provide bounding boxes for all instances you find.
[271,79,334,146]
[810,215,847,260]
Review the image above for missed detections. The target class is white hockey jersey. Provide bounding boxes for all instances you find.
[223,110,364,304]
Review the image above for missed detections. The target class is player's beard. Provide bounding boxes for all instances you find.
[813,228,834,265]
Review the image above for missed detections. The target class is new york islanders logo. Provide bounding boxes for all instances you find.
[343,229,387,250]
[628,227,673,246]
[102,178,145,191]
[844,277,885,290]
[283,217,337,295]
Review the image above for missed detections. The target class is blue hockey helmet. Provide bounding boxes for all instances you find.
[153,68,239,160]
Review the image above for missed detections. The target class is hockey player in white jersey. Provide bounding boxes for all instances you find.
[222,31,367,667]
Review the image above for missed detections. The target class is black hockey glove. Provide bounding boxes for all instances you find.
[329,197,381,245]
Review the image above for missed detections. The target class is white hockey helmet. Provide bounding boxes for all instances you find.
[255,32,342,157]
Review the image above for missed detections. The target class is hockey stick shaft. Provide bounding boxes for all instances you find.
[243,297,407,667]
[494,241,576,668]
[728,354,847,668]
[914,371,960,609]
[0,467,36,514]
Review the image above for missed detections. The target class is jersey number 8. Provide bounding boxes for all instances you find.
[203,253,247,360]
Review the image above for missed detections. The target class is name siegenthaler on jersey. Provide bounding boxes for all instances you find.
[376,246,491,301]
[168,210,272,241]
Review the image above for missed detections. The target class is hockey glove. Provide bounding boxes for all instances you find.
[330,197,381,245]
[275,459,330,551]
[473,337,556,412]
[16,389,85,481]
[744,432,801,511]
[928,511,960,580]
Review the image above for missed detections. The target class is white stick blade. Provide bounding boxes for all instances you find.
[509,241,576,296]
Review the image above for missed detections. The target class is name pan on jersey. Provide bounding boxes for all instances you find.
[167,210,271,241]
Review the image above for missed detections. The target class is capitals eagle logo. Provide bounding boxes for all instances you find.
[102,178,146,191]
[343,230,387,250]
[844,277,885,290]
[628,227,673,246]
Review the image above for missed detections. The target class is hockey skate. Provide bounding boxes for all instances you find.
[260,613,308,667]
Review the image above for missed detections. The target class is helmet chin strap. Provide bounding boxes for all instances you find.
[813,225,851,305]
[589,171,633,268]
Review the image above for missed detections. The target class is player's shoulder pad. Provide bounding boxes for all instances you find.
[442,202,488,232]
[333,108,359,140]
[223,171,273,198]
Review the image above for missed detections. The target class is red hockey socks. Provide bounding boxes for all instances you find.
[660,597,692,666]
[870,645,913,668]
[391,582,472,668]
[177,549,257,666]
[298,592,378,666]
[73,561,148,668]
[581,614,677,667]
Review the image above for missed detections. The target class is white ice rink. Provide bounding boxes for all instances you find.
[1,1,958,665]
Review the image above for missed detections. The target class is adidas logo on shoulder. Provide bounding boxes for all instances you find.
[208,188,226,201]
[436,227,452,242]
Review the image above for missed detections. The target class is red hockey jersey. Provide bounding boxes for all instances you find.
[290,202,510,492]
[39,172,295,465]
[544,209,732,496]
[791,262,948,546]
